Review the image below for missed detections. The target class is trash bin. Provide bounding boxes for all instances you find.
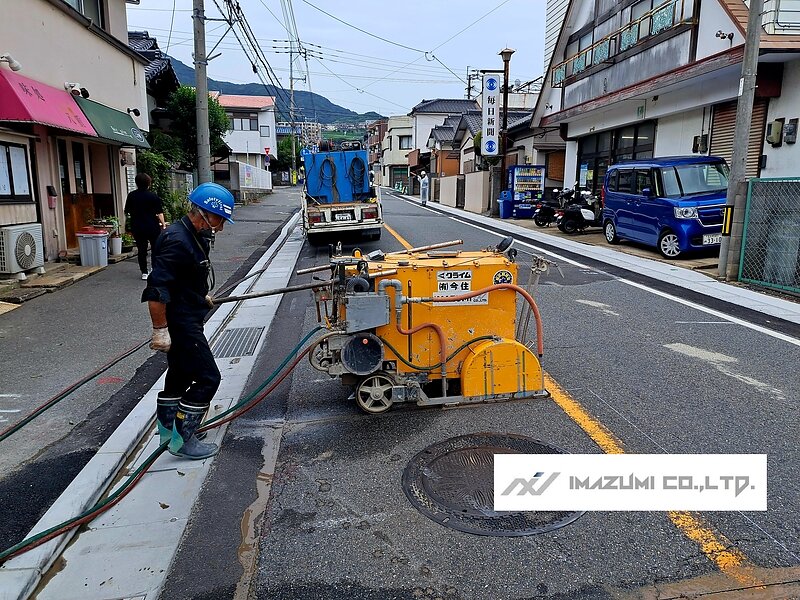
[77,228,109,267]
[498,191,513,219]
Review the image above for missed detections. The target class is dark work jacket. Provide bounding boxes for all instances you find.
[141,216,213,325]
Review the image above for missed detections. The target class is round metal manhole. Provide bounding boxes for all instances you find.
[401,433,584,537]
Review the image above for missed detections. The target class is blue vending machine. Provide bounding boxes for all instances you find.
[507,165,546,218]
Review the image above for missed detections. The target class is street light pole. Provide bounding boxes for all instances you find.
[499,48,515,197]
[717,0,764,279]
[193,0,211,184]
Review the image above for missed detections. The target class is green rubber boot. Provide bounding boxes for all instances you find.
[168,403,218,460]
[156,394,180,446]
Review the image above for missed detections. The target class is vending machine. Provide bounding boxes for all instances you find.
[507,165,546,218]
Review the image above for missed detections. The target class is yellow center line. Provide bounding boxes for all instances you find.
[382,222,413,250]
[543,372,764,587]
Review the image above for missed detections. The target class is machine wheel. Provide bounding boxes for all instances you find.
[604,220,620,244]
[658,230,682,258]
[533,215,549,227]
[355,373,394,414]
[562,218,579,234]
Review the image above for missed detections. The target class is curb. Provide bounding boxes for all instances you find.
[0,212,302,600]
[385,190,800,326]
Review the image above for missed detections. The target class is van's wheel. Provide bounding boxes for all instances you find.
[658,230,682,258]
[604,220,619,244]
[562,218,579,234]
[355,373,394,414]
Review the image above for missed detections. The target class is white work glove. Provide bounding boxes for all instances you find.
[150,327,171,352]
[205,295,215,308]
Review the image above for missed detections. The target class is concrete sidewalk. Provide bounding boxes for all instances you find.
[391,191,800,326]
[0,211,305,600]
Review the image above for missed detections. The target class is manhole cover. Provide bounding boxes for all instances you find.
[402,433,584,536]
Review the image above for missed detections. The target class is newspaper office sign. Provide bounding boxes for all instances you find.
[481,74,499,156]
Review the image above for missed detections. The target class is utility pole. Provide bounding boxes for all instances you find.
[718,0,764,279]
[193,0,211,184]
[289,44,297,186]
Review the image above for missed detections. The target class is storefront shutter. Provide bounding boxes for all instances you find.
[710,99,768,178]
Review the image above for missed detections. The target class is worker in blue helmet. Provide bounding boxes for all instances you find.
[141,182,235,459]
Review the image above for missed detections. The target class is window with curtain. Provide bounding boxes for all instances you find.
[0,143,33,203]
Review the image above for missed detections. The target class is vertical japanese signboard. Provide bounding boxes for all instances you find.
[481,74,499,156]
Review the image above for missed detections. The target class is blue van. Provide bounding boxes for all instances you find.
[601,156,728,258]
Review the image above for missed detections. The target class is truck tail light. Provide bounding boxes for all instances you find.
[307,210,323,224]
[362,206,378,220]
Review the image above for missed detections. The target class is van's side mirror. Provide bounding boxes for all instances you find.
[642,187,653,198]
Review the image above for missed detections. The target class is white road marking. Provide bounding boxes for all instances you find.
[675,321,736,325]
[397,197,800,348]
[0,394,22,398]
[0,409,21,413]
[575,299,620,316]
[665,343,786,400]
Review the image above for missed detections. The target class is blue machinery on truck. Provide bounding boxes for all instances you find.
[301,141,383,243]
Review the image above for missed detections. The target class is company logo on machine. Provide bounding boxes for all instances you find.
[493,270,513,285]
[433,270,488,305]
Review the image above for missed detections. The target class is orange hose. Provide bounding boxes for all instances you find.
[421,283,544,356]
[395,321,448,378]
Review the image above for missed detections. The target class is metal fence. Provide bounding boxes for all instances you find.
[739,178,800,294]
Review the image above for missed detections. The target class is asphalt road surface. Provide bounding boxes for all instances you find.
[165,190,799,600]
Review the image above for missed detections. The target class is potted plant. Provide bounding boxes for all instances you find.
[107,216,123,256]
[121,232,135,253]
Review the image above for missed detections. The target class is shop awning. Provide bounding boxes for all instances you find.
[74,97,150,148]
[0,69,97,136]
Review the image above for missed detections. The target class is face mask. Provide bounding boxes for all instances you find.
[198,211,217,248]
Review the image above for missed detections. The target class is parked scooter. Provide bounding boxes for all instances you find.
[557,191,603,234]
[533,188,581,227]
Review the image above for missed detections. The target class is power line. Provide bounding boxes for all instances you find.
[300,0,425,53]
[312,56,409,111]
[430,0,516,52]
[165,0,177,54]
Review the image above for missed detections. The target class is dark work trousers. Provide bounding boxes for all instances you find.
[163,320,221,409]
[135,228,160,274]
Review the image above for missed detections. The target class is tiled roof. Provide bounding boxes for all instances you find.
[507,112,533,131]
[215,94,275,109]
[128,31,179,88]
[410,98,480,115]
[430,126,455,143]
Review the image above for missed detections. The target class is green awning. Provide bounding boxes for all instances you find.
[75,97,149,148]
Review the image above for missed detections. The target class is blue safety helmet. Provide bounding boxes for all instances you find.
[189,182,235,223]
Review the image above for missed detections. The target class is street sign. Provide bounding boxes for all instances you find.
[481,74,499,156]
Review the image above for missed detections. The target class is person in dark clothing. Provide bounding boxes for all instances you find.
[125,173,166,280]
[142,182,235,460]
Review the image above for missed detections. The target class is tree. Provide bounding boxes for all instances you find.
[273,135,301,172]
[165,85,230,170]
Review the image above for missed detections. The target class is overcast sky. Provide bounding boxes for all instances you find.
[127,0,546,118]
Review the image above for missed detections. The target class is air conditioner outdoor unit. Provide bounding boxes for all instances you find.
[0,223,45,275]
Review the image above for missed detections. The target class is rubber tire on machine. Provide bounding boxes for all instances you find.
[534,215,549,227]
[355,373,394,414]
[562,219,579,234]
[604,220,620,244]
[658,230,682,259]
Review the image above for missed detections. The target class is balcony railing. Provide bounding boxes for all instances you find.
[762,0,800,31]
[552,0,689,87]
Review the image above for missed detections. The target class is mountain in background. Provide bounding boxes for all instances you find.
[170,57,384,125]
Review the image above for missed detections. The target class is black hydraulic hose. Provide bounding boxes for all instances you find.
[346,276,369,293]
[0,340,150,444]
[378,335,497,372]
[320,156,340,203]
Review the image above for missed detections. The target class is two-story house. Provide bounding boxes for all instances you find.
[0,0,150,265]
[215,94,277,197]
[536,0,800,193]
[381,116,413,188]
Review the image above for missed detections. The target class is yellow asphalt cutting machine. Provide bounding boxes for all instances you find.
[299,237,549,414]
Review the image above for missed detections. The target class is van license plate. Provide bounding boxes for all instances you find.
[703,234,722,245]
[334,212,353,221]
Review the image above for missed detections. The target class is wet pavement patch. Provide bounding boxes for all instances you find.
[402,433,583,537]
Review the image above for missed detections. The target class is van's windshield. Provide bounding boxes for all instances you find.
[658,162,729,197]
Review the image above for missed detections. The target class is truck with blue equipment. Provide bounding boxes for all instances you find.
[301,141,383,244]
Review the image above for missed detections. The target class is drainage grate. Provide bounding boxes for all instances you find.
[212,327,265,358]
[402,433,584,537]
